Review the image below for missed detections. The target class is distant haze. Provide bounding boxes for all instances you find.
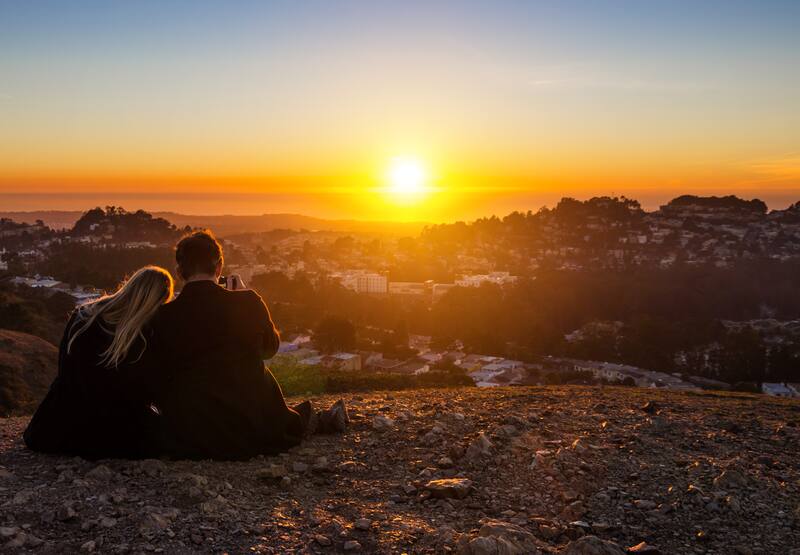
[1,190,798,225]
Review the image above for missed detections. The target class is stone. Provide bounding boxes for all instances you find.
[292,462,309,473]
[463,536,499,555]
[424,478,473,499]
[465,433,493,459]
[560,501,586,522]
[633,499,657,510]
[57,504,78,521]
[437,456,454,468]
[85,464,114,482]
[627,542,660,554]
[343,539,362,551]
[139,513,169,538]
[139,459,167,477]
[200,495,230,516]
[713,469,748,490]
[314,534,332,546]
[312,457,330,472]
[477,520,542,554]
[372,415,396,431]
[13,489,35,505]
[0,527,19,538]
[81,540,97,552]
[5,533,26,549]
[355,518,371,530]
[256,464,288,480]
[564,535,626,555]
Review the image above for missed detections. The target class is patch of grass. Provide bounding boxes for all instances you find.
[268,358,474,396]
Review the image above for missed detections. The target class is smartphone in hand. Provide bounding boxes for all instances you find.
[218,275,245,290]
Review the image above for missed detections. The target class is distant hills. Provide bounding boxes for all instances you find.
[0,211,429,237]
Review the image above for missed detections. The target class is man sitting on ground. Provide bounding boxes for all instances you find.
[151,230,347,460]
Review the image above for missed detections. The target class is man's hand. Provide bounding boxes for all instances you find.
[226,274,247,290]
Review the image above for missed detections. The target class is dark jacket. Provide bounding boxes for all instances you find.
[149,280,301,460]
[24,312,162,459]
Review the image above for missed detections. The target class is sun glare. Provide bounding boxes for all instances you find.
[387,157,428,196]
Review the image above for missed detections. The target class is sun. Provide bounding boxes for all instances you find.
[387,157,428,196]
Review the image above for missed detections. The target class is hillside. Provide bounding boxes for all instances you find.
[0,386,798,553]
[0,330,57,416]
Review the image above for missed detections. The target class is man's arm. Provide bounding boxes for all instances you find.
[247,290,281,359]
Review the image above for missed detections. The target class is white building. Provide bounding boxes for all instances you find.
[332,270,388,294]
[456,271,518,288]
[355,273,387,294]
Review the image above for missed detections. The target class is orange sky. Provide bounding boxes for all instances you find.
[1,1,798,220]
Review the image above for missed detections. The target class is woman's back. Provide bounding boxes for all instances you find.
[24,313,163,459]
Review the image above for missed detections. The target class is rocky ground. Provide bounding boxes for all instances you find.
[1,386,799,554]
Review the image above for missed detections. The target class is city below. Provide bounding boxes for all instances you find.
[3,195,800,400]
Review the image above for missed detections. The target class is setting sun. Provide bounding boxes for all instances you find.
[387,157,428,197]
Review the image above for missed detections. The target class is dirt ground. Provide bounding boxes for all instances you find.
[0,386,798,554]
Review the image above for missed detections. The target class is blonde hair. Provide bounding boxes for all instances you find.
[67,266,174,367]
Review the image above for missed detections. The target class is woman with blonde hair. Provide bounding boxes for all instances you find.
[24,266,174,459]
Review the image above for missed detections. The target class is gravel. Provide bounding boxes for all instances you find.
[0,385,798,553]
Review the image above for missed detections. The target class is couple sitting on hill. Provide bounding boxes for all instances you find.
[24,231,348,460]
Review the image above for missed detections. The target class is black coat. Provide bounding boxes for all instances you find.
[149,280,302,460]
[24,312,162,459]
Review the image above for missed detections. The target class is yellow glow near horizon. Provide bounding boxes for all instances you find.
[385,157,430,204]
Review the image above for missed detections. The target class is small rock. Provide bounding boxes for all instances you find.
[424,478,473,499]
[292,462,309,473]
[57,504,78,522]
[5,532,26,549]
[354,518,371,530]
[312,457,330,472]
[437,456,454,469]
[314,534,332,546]
[564,535,626,555]
[627,542,660,554]
[465,433,493,459]
[81,540,96,552]
[464,520,543,554]
[139,513,169,538]
[713,469,748,490]
[373,416,396,431]
[256,464,288,480]
[344,539,362,551]
[0,527,19,538]
[85,464,114,482]
[560,501,586,522]
[633,499,657,510]
[139,459,167,477]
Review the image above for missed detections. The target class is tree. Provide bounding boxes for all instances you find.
[313,316,356,353]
